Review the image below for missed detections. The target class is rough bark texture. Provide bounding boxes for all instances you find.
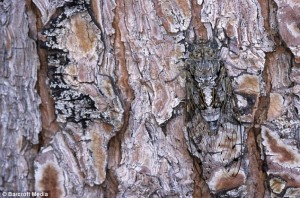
[0,0,41,193]
[1,0,300,197]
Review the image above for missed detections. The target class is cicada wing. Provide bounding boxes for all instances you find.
[216,90,245,177]
[186,112,217,179]
[185,75,196,122]
[216,121,244,177]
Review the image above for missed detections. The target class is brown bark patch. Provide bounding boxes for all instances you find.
[257,0,270,31]
[236,74,260,94]
[177,0,191,17]
[154,2,171,33]
[113,0,134,103]
[246,128,266,197]
[153,82,169,112]
[34,1,59,144]
[267,93,283,121]
[215,174,245,192]
[39,164,63,198]
[103,122,114,133]
[92,129,106,182]
[71,14,97,54]
[281,173,300,188]
[90,0,101,26]
[265,130,297,163]
[153,0,191,33]
[225,22,235,38]
[190,0,206,38]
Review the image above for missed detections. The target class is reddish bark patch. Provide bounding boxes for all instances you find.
[257,0,270,30]
[103,122,114,133]
[92,130,106,181]
[39,165,62,198]
[153,82,169,112]
[267,93,283,121]
[153,1,171,33]
[113,1,134,103]
[215,173,245,192]
[246,128,266,198]
[225,22,235,38]
[281,173,300,188]
[72,14,96,53]
[177,0,191,17]
[236,75,260,94]
[190,0,206,38]
[192,160,212,198]
[34,2,59,144]
[265,130,296,163]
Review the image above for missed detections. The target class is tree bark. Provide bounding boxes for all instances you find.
[1,0,300,197]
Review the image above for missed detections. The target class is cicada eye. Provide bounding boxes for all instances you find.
[188,45,195,52]
[213,100,220,108]
[210,39,218,49]
[199,103,205,109]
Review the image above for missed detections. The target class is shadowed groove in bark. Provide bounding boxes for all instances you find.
[244,1,273,196]
[32,1,59,146]
[246,0,300,196]
[99,0,135,195]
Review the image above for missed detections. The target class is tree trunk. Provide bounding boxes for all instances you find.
[1,0,300,197]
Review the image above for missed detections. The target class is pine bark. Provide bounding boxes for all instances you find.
[1,0,300,197]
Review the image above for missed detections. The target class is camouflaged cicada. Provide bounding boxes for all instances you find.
[183,38,245,180]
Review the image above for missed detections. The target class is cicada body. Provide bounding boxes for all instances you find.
[185,40,226,133]
[184,39,245,186]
